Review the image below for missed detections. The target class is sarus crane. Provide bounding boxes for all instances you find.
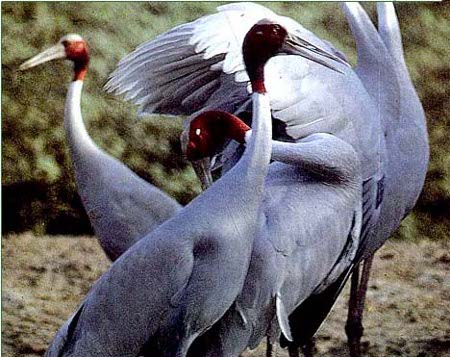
[185,21,362,357]
[42,17,342,356]
[105,2,385,355]
[274,4,429,356]
[284,5,429,356]
[334,3,429,355]
[19,34,182,262]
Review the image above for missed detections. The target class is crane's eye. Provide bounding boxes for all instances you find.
[61,40,68,47]
[195,128,201,136]
[271,25,282,35]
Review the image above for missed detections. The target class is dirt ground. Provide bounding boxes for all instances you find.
[2,233,449,356]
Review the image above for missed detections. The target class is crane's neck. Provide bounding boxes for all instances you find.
[239,91,272,186]
[270,134,360,185]
[64,80,99,160]
[249,67,266,94]
[74,62,88,81]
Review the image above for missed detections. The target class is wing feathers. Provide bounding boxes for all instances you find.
[276,294,293,342]
[105,12,236,117]
[105,3,280,117]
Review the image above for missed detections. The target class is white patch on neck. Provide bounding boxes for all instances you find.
[244,129,253,145]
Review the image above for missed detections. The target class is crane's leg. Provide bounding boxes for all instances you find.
[285,336,316,357]
[300,336,316,357]
[345,255,374,357]
[346,264,362,357]
[288,345,299,357]
[266,338,278,357]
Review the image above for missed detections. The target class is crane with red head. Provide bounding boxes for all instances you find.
[108,4,433,357]
[42,17,357,357]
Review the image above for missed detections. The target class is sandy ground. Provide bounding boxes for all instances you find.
[2,233,449,356]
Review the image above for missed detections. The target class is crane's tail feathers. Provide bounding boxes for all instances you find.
[276,293,293,342]
[279,268,351,349]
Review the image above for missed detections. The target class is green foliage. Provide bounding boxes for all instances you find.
[2,2,449,239]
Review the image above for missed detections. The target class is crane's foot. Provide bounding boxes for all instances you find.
[345,318,363,357]
[346,255,375,357]
[287,345,299,357]
[300,337,317,357]
[286,338,317,357]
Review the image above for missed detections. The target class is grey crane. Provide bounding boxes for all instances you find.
[188,102,363,356]
[184,21,362,357]
[108,3,428,353]
[339,3,429,355]
[105,2,385,355]
[278,4,430,356]
[343,2,429,260]
[43,20,342,356]
[19,34,182,262]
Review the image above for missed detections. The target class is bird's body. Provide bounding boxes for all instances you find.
[285,4,429,354]
[344,2,428,257]
[190,133,362,356]
[46,161,264,356]
[65,82,182,261]
[332,5,429,355]
[46,95,272,356]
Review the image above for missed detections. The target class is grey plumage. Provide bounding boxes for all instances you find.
[45,2,428,356]
[189,132,362,356]
[45,91,273,355]
[65,86,181,260]
[282,3,429,352]
[356,2,429,255]
[19,34,182,262]
[106,2,385,354]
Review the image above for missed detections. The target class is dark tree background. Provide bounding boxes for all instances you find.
[2,2,449,240]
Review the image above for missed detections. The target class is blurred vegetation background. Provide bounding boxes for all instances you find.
[2,2,449,239]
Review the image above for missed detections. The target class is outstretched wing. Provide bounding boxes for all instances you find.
[104,3,277,117]
[105,2,349,138]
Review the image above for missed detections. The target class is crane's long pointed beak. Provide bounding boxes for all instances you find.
[191,157,214,191]
[281,33,350,74]
[19,44,66,71]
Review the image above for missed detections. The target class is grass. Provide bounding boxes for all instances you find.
[2,233,450,356]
